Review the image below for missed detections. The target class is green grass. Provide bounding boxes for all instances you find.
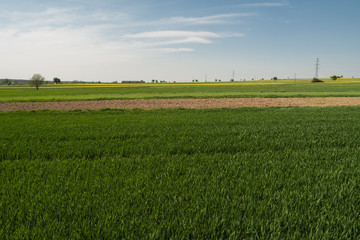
[2,107,360,239]
[1,78,360,102]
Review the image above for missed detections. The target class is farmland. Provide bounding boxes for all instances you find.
[2,107,360,239]
[1,78,360,102]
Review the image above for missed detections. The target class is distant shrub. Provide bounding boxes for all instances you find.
[1,79,11,85]
[312,78,323,83]
[330,75,343,81]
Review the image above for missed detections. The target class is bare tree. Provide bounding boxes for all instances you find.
[30,73,45,90]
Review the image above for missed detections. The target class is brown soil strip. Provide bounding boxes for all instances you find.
[2,97,360,112]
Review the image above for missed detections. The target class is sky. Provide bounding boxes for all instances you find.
[1,0,359,82]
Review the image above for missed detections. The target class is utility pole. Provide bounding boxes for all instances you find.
[232,70,235,81]
[315,58,320,78]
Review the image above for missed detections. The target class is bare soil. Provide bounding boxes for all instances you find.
[2,97,360,112]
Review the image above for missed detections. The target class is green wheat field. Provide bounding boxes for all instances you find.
[2,105,360,239]
[1,78,360,102]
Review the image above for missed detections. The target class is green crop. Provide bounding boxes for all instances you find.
[2,79,360,102]
[1,107,360,239]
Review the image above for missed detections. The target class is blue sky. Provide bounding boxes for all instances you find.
[1,0,359,82]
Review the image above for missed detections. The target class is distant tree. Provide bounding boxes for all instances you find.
[53,77,61,84]
[272,77,278,81]
[30,73,45,90]
[230,79,234,82]
[330,75,343,81]
[1,79,11,85]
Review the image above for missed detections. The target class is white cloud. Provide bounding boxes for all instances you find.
[122,30,244,51]
[44,8,74,15]
[1,8,76,29]
[237,1,289,8]
[1,6,131,32]
[168,13,255,25]
[150,37,213,46]
[124,31,220,39]
[154,48,195,53]
[1,7,245,53]
[123,12,255,28]
[223,33,246,38]
[0,4,249,81]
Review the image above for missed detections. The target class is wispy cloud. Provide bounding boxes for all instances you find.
[151,37,213,46]
[122,30,244,52]
[0,6,245,58]
[124,31,220,39]
[125,12,255,28]
[154,48,195,53]
[237,1,289,8]
[168,13,255,25]
[0,7,130,31]
[0,8,77,29]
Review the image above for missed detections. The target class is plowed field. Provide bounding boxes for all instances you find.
[2,97,360,111]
